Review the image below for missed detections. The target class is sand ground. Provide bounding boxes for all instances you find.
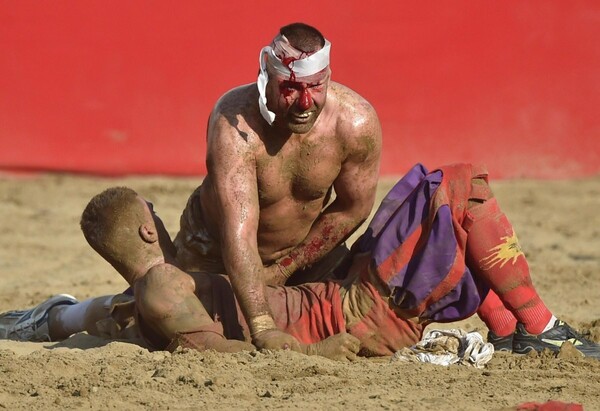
[0,171,599,410]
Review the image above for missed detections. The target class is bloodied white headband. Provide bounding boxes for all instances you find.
[257,34,331,124]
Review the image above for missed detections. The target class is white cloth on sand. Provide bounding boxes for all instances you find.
[391,329,494,368]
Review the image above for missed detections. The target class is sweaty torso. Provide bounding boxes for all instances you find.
[196,82,371,263]
[252,125,342,259]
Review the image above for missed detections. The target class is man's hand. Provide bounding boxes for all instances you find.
[252,328,302,352]
[304,333,361,361]
[261,264,290,286]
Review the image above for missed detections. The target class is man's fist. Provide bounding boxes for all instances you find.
[304,333,361,361]
[261,264,289,286]
[252,328,302,352]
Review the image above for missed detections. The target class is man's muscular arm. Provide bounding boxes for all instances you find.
[207,106,300,351]
[273,104,382,279]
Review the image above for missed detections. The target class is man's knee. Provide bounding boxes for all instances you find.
[468,177,494,209]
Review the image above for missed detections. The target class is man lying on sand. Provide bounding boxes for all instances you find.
[2,163,599,360]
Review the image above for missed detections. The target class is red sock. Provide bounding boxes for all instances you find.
[466,198,552,334]
[477,290,517,337]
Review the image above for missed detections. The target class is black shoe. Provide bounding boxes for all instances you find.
[513,320,600,359]
[487,330,513,352]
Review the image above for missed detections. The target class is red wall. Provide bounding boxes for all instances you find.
[1,1,599,178]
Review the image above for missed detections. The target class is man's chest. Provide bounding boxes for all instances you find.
[255,138,343,203]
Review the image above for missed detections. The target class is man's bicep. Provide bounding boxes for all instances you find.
[333,154,379,216]
[206,119,260,245]
[334,127,382,213]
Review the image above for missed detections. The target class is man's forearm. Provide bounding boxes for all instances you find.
[227,264,300,350]
[224,249,277,334]
[277,206,365,274]
[230,280,273,334]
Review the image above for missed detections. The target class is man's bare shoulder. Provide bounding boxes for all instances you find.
[328,82,379,130]
[208,84,262,143]
[327,82,382,154]
[214,84,257,112]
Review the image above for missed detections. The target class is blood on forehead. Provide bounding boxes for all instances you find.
[276,68,330,107]
[280,55,305,82]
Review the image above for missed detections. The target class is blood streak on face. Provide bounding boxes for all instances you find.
[280,56,300,82]
[278,80,315,110]
[279,52,315,106]
[298,89,313,110]
[266,54,329,133]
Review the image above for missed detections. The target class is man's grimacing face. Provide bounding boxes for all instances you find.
[265,66,330,134]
